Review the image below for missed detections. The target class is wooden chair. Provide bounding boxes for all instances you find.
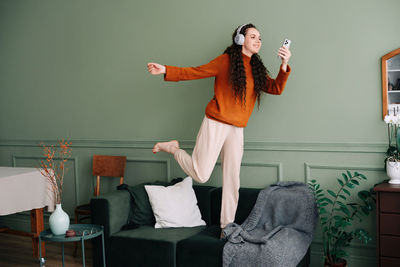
[73,154,127,256]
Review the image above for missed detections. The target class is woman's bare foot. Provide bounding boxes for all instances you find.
[152,140,179,155]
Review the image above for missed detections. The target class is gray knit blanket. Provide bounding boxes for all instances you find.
[223,181,318,267]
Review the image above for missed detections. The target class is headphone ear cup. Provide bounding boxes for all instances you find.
[236,34,245,45]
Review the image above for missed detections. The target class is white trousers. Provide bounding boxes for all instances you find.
[174,116,244,228]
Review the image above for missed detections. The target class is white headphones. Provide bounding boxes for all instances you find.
[234,24,247,45]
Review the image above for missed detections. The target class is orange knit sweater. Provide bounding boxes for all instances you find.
[164,53,291,127]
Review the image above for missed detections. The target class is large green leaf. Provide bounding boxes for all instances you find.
[322,197,334,204]
[343,188,351,196]
[338,194,347,200]
[359,173,367,180]
[342,173,349,182]
[346,183,355,189]
[336,201,346,208]
[350,179,360,185]
[337,178,344,186]
[327,190,337,198]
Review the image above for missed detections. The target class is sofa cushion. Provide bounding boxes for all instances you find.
[176,225,225,267]
[109,225,205,267]
[145,177,206,228]
[127,182,158,225]
[210,187,260,225]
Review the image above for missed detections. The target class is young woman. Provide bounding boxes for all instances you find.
[147,23,291,237]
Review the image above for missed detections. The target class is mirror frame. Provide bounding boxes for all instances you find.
[382,48,400,120]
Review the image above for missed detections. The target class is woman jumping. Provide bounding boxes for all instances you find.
[147,23,291,238]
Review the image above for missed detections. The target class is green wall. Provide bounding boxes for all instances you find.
[1,0,399,266]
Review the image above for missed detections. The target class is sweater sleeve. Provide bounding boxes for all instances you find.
[263,65,291,95]
[164,54,226,82]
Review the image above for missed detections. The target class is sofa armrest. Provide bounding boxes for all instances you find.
[90,190,130,237]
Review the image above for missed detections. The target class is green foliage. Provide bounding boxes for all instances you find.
[308,171,376,264]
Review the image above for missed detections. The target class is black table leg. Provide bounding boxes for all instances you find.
[81,238,86,267]
[102,232,106,267]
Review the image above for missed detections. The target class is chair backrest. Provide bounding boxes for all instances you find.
[92,155,127,196]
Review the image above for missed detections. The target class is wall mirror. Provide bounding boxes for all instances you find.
[382,48,400,119]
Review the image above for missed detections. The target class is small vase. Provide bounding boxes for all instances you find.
[49,204,70,235]
[386,161,400,184]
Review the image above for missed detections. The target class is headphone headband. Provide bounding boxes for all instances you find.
[236,24,247,35]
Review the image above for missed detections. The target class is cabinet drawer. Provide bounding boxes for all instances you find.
[380,236,400,257]
[381,257,400,267]
[380,192,400,213]
[381,214,400,235]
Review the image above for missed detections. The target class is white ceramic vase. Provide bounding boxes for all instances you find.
[386,161,400,184]
[49,204,70,235]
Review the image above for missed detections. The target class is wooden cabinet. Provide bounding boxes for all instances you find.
[374,182,400,266]
[382,48,400,119]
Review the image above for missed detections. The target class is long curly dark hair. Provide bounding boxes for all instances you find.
[223,23,270,108]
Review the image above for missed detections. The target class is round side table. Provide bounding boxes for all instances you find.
[38,224,106,267]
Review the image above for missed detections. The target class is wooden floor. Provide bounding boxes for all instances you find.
[0,233,93,266]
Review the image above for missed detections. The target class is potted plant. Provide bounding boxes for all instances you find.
[38,138,72,235]
[308,170,375,267]
[384,113,400,184]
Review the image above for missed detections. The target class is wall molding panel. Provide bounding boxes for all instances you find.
[304,163,384,183]
[216,161,283,182]
[127,157,171,181]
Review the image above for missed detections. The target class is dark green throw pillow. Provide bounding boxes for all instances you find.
[129,182,165,225]
[124,178,184,226]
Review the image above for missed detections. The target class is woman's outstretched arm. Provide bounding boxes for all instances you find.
[146,54,227,82]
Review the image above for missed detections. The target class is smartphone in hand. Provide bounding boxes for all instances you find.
[278,38,291,59]
[282,38,291,49]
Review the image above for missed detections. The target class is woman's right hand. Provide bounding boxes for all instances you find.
[147,62,166,75]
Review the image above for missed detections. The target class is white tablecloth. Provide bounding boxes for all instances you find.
[0,167,55,215]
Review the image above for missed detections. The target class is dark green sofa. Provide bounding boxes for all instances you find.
[90,185,311,267]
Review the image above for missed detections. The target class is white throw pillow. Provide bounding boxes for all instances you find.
[144,177,206,228]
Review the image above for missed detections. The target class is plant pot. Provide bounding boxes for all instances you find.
[324,258,347,267]
[386,161,400,184]
[49,204,70,235]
